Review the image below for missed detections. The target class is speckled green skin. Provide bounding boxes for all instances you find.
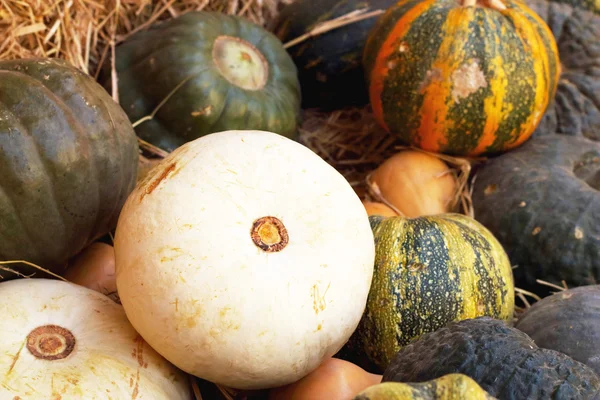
[271,0,398,110]
[529,0,600,140]
[363,0,560,156]
[340,214,514,373]
[101,12,301,152]
[515,285,600,374]
[0,58,138,278]
[383,317,600,400]
[354,374,496,400]
[472,135,600,296]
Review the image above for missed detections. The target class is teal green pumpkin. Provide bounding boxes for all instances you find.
[341,214,515,373]
[0,58,138,278]
[101,11,301,152]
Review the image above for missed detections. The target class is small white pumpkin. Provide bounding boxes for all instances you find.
[114,130,375,390]
[0,279,191,399]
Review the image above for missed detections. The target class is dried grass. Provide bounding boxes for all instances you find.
[0,0,291,77]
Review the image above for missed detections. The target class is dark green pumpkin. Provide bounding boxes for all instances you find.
[0,58,138,278]
[354,374,495,400]
[528,0,600,140]
[271,0,397,110]
[535,0,600,14]
[340,214,514,373]
[383,317,600,400]
[515,285,600,375]
[471,135,600,296]
[101,11,301,152]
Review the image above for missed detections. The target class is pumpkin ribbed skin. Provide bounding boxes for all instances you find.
[472,135,600,296]
[354,374,495,400]
[528,0,600,140]
[515,285,600,374]
[363,0,560,156]
[345,214,514,372]
[542,0,600,13]
[0,58,138,277]
[102,12,301,152]
[272,0,398,110]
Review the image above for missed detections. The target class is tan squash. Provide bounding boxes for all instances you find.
[362,201,398,217]
[269,358,382,400]
[62,242,118,302]
[368,150,457,217]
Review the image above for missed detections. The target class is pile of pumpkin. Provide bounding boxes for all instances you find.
[0,0,598,398]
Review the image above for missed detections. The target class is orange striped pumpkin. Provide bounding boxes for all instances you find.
[363,0,560,156]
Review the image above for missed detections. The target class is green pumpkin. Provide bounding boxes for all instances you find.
[354,374,495,400]
[515,285,600,375]
[101,11,301,152]
[383,317,600,399]
[528,0,600,139]
[341,214,515,373]
[472,135,600,296]
[0,58,138,278]
[271,0,398,110]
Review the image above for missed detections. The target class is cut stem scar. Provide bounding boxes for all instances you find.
[251,216,289,253]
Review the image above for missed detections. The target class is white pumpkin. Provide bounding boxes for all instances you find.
[0,279,191,399]
[114,130,375,390]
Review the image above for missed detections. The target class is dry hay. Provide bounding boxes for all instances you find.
[0,0,290,78]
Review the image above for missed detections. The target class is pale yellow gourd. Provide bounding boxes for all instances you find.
[0,279,190,399]
[368,151,457,217]
[114,130,376,390]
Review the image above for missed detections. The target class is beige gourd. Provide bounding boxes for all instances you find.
[0,279,190,399]
[114,130,375,390]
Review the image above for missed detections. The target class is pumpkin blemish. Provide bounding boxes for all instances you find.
[141,163,177,201]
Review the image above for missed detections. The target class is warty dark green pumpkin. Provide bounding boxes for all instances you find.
[472,135,600,296]
[383,317,600,400]
[528,0,600,140]
[515,285,600,375]
[340,214,514,373]
[271,0,398,110]
[101,11,301,152]
[0,58,139,278]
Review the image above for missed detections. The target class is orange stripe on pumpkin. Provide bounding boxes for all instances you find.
[417,7,475,153]
[369,0,437,133]
[502,6,554,149]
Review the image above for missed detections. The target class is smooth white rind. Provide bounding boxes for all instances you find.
[0,279,190,399]
[114,130,375,390]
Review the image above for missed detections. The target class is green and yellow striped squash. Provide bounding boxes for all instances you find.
[353,374,495,400]
[346,214,514,372]
[363,0,560,156]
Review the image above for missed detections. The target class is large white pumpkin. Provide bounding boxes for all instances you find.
[114,130,375,390]
[0,279,191,399]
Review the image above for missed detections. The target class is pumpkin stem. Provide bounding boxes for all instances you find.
[462,0,507,11]
[251,216,289,253]
[26,325,76,361]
